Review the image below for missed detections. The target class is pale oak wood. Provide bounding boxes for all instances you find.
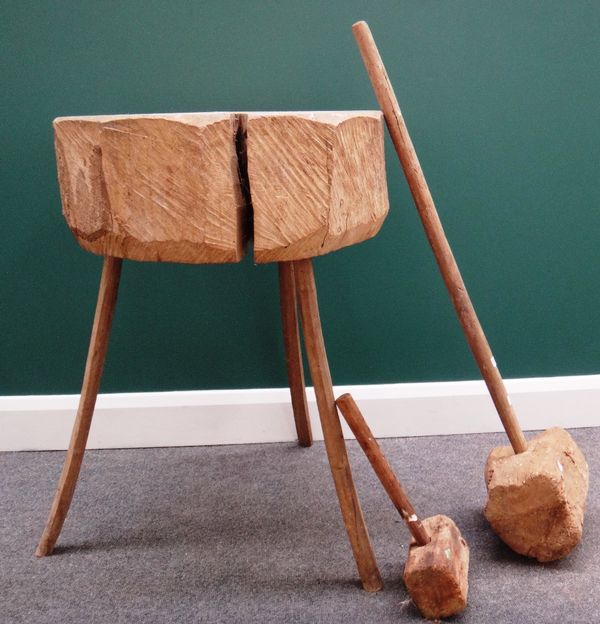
[293,259,382,592]
[54,113,248,264]
[336,393,429,546]
[247,112,389,262]
[36,256,122,557]
[55,110,388,265]
[353,21,528,454]
[278,262,312,447]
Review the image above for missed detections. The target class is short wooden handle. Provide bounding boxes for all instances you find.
[336,393,430,546]
[352,20,528,454]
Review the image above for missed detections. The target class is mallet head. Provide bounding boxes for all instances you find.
[484,427,588,562]
[403,514,469,620]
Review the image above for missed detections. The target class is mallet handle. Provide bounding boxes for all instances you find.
[336,393,430,546]
[352,20,527,455]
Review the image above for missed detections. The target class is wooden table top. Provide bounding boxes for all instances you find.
[55,111,389,264]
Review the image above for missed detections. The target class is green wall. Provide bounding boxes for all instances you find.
[2,1,599,395]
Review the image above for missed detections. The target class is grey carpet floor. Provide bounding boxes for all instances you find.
[1,428,598,623]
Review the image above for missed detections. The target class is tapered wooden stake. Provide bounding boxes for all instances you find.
[336,393,430,546]
[353,20,528,454]
[293,258,382,592]
[278,262,312,447]
[36,256,122,557]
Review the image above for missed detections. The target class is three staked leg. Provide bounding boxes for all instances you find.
[36,255,380,592]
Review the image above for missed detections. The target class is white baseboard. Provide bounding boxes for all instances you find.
[1,375,599,452]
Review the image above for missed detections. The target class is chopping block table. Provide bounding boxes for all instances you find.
[37,110,389,591]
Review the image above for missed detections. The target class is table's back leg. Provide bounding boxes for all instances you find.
[293,258,382,592]
[278,261,313,447]
[36,256,123,557]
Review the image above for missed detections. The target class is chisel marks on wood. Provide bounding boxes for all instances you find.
[54,110,388,264]
[54,112,247,264]
[247,111,389,263]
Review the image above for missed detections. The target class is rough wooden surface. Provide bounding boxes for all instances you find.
[484,427,589,562]
[54,113,247,264]
[403,514,469,620]
[247,112,389,262]
[55,110,388,264]
[36,256,122,557]
[294,259,382,592]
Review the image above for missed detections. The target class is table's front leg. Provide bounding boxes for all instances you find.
[293,258,382,592]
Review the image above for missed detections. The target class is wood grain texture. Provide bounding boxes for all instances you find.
[294,258,382,592]
[36,256,122,557]
[336,393,429,546]
[247,112,389,262]
[278,262,312,447]
[54,113,248,264]
[353,21,528,454]
[55,110,388,264]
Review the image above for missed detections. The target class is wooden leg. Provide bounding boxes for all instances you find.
[293,258,382,592]
[278,261,312,447]
[36,256,123,557]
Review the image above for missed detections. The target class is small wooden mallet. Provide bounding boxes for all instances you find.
[336,393,469,620]
[352,20,589,562]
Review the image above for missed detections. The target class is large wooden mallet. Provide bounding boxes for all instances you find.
[352,21,588,562]
[336,393,469,620]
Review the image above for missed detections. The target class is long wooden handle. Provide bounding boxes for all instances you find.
[352,20,527,454]
[336,393,430,546]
